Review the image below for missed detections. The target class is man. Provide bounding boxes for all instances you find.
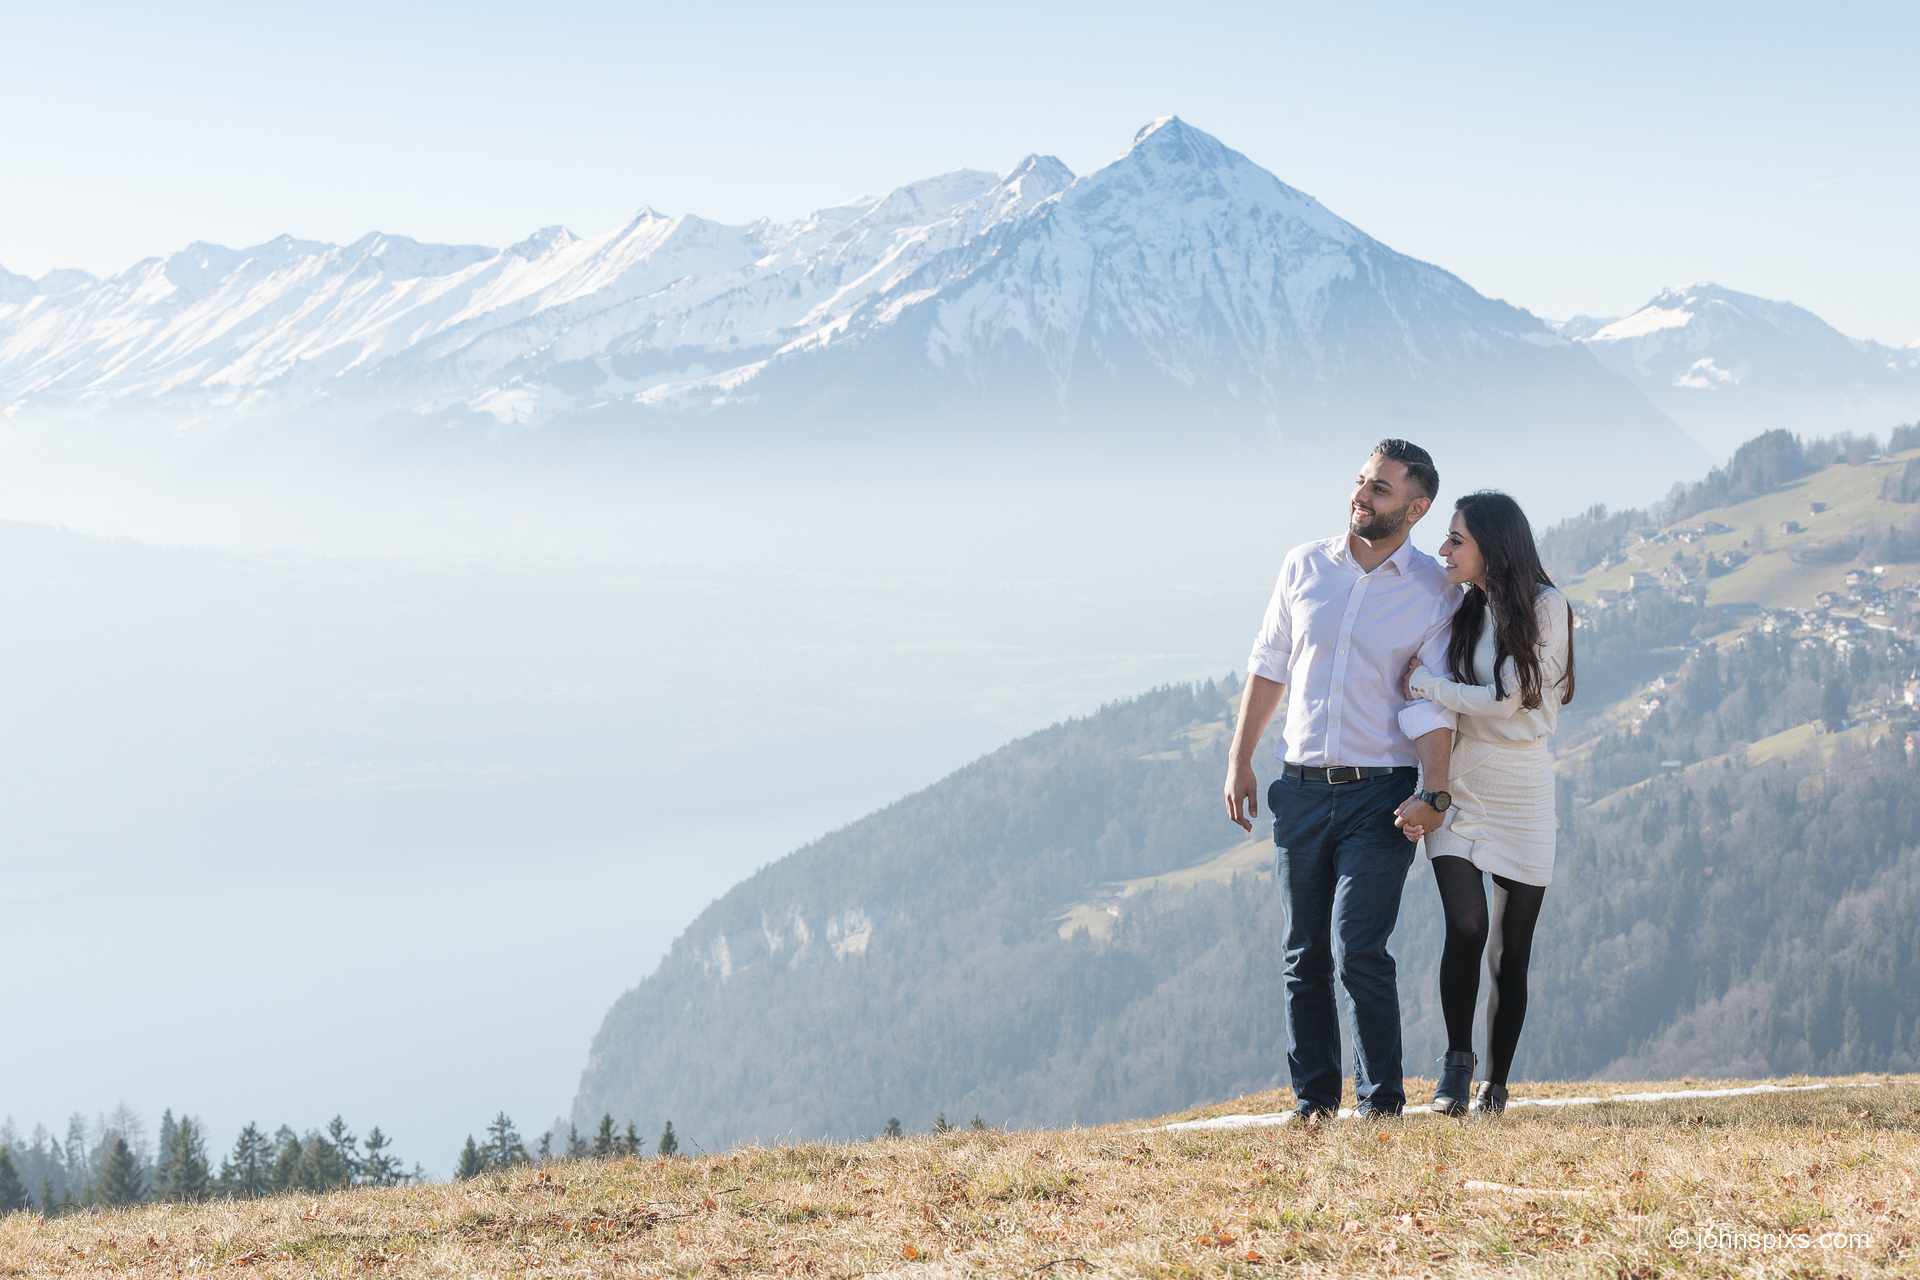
[1222,439,1457,1119]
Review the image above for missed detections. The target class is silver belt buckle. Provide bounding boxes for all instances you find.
[1326,765,1362,784]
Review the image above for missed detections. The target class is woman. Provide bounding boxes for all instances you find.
[1396,491,1573,1117]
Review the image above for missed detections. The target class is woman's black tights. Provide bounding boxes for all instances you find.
[1431,855,1548,1086]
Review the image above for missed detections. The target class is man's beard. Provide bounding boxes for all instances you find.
[1350,504,1409,540]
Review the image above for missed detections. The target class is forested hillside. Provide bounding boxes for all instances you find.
[576,430,1920,1151]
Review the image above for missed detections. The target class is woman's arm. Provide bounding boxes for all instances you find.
[1408,590,1570,720]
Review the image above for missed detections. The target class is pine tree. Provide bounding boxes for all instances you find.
[100,1104,148,1175]
[932,1112,952,1134]
[657,1121,678,1158]
[0,1148,29,1214]
[95,1136,145,1206]
[63,1116,89,1197]
[484,1113,528,1170]
[219,1123,272,1200]
[592,1113,615,1158]
[537,1132,552,1163]
[268,1128,302,1194]
[39,1176,56,1218]
[566,1124,586,1159]
[152,1110,179,1199]
[159,1118,211,1202]
[883,1118,903,1138]
[294,1133,349,1191]
[969,1115,988,1131]
[359,1127,403,1188]
[623,1121,642,1158]
[455,1136,485,1181]
[324,1116,360,1186]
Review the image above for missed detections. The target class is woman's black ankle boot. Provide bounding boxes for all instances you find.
[1430,1050,1477,1116]
[1469,1079,1509,1116]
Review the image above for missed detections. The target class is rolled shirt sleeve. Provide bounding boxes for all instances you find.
[1398,589,1460,741]
[1245,562,1294,686]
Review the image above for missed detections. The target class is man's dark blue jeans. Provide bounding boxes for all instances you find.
[1269,767,1419,1113]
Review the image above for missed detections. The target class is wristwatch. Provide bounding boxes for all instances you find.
[1418,789,1452,812]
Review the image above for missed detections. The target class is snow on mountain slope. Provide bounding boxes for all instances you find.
[0,267,38,307]
[0,160,1068,422]
[2,118,1687,460]
[1580,283,1907,392]
[1575,283,1920,454]
[696,117,1674,460]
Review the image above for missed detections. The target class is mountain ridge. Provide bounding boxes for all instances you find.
[1572,282,1920,454]
[1,117,1682,469]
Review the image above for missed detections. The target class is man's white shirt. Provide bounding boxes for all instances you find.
[1246,534,1459,767]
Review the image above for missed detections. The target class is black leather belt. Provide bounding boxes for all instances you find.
[1282,762,1415,784]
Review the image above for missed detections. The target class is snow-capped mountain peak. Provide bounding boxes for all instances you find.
[1128,113,1234,168]
[1587,282,1875,368]
[0,118,1735,472]
[508,225,579,260]
[853,170,1000,232]
[1573,281,1919,454]
[35,268,98,295]
[338,232,496,279]
[0,265,40,305]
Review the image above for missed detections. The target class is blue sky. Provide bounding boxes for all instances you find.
[4,1,1916,340]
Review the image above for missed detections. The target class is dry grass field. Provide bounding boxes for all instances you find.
[5,1074,1915,1278]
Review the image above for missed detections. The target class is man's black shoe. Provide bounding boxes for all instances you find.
[1291,1103,1337,1123]
[1351,1101,1404,1120]
[1431,1050,1477,1117]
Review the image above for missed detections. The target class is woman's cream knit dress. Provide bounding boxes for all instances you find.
[1404,587,1571,887]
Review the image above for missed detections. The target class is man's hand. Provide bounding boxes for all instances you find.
[1393,797,1443,843]
[1224,759,1260,832]
[1401,654,1423,701]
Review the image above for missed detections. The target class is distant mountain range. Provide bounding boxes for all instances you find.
[7,119,1911,463]
[1556,284,1920,455]
[0,118,1690,469]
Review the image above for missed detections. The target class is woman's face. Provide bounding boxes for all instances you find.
[1439,511,1485,588]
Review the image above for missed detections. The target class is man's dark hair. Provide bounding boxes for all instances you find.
[1372,438,1438,500]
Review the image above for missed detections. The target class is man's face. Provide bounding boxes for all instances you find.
[1349,454,1427,540]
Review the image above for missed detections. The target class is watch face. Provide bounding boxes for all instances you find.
[1430,790,1452,811]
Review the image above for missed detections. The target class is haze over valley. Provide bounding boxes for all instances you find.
[4,112,1915,1178]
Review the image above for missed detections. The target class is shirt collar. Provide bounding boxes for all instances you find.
[1383,537,1417,576]
[1336,533,1415,575]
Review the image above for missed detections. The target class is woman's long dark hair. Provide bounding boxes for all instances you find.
[1446,491,1575,709]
